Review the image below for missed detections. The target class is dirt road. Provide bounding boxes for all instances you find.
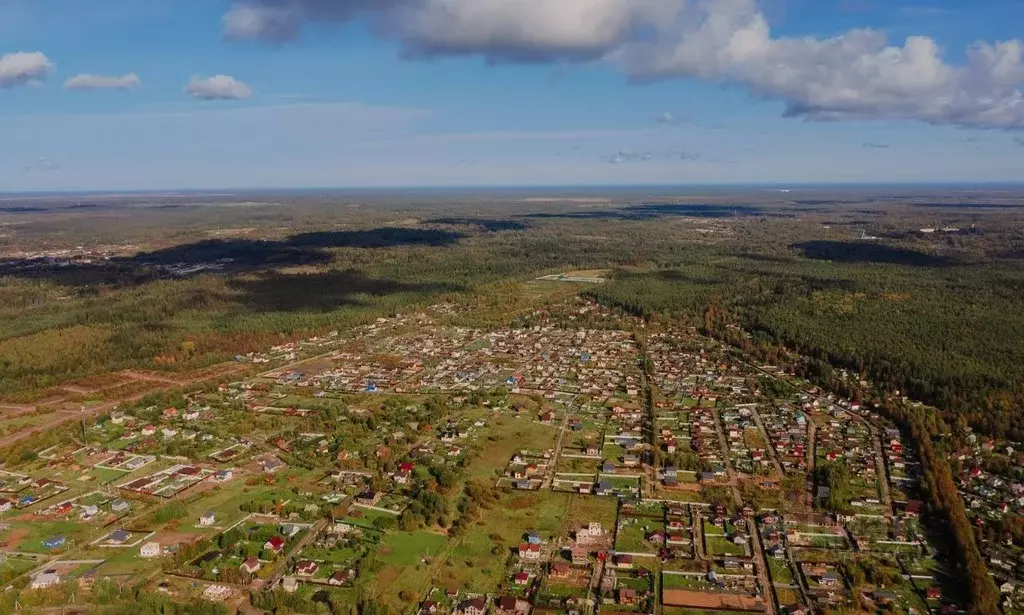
[0,363,246,449]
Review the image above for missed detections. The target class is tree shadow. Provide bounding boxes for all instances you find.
[227,269,463,312]
[793,241,954,267]
[522,203,767,221]
[425,218,529,232]
[0,228,467,288]
[287,228,465,248]
[652,270,728,286]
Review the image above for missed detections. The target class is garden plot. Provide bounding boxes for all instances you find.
[94,451,156,472]
[209,442,251,463]
[702,518,750,558]
[38,491,134,525]
[0,471,69,509]
[500,451,550,491]
[119,464,213,498]
[91,528,152,548]
[785,520,850,550]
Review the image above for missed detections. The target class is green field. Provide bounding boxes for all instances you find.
[380,531,446,565]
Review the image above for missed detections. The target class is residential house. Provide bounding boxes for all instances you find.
[240,557,261,574]
[295,560,319,576]
[420,600,439,615]
[357,490,384,506]
[31,571,61,589]
[571,546,589,565]
[264,536,285,554]
[518,543,541,560]
[497,596,530,615]
[618,588,637,605]
[457,597,487,615]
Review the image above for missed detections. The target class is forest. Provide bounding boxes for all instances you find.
[3,187,1024,444]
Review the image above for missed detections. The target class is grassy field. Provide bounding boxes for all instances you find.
[380,531,446,566]
[705,535,746,557]
[2,519,94,553]
[89,467,130,484]
[434,490,568,591]
[614,518,657,554]
[767,558,794,584]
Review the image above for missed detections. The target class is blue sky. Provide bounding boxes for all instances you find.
[1,0,1023,190]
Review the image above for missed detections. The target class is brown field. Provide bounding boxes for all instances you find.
[63,372,131,392]
[0,527,29,549]
[662,589,764,611]
[153,531,204,547]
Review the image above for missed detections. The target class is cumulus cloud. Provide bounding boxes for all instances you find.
[0,51,53,88]
[222,0,1024,130]
[223,0,407,43]
[63,73,141,91]
[613,0,1024,129]
[185,75,253,100]
[224,0,682,60]
[390,0,682,62]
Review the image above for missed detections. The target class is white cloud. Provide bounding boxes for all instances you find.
[223,0,406,43]
[222,0,1024,130]
[63,73,141,91]
[0,51,53,88]
[390,0,682,62]
[613,0,1024,129]
[223,0,682,60]
[185,75,253,100]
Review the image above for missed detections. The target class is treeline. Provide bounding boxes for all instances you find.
[588,249,1024,441]
[888,403,1001,615]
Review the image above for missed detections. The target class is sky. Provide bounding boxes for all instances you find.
[1,0,1023,190]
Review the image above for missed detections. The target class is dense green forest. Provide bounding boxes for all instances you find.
[4,189,1024,444]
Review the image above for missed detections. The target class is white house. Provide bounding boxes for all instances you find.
[199,511,215,526]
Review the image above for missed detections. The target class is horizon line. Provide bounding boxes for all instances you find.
[4,180,1024,198]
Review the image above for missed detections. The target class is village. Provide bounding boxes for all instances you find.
[0,298,972,614]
